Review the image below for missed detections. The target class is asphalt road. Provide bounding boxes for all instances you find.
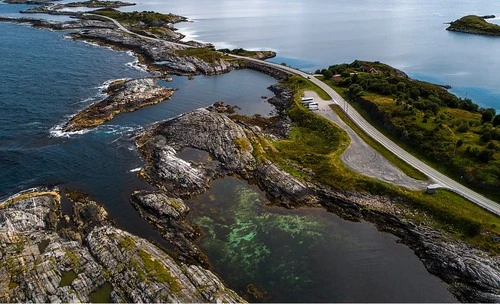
[229,55,500,216]
[89,14,499,216]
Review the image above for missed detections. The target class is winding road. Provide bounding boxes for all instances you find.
[243,57,500,215]
[91,13,500,216]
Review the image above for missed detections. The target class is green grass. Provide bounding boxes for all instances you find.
[138,249,181,293]
[174,48,233,63]
[284,75,330,100]
[322,78,500,203]
[118,236,136,251]
[92,9,185,25]
[448,15,500,35]
[234,137,252,152]
[65,250,80,269]
[253,75,499,254]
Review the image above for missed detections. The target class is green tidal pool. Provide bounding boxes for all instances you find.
[187,177,455,302]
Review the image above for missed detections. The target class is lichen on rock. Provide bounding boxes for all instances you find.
[0,189,244,303]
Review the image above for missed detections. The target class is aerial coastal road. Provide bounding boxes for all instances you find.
[236,56,500,216]
[90,13,500,216]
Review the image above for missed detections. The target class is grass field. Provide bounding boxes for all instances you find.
[252,75,499,254]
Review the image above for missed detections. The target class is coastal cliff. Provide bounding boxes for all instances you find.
[0,189,244,303]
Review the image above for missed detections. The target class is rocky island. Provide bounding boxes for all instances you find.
[63,78,174,132]
[447,15,500,36]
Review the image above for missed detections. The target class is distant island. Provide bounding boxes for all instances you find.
[446,15,500,36]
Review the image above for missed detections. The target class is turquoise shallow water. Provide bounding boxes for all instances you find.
[188,177,455,302]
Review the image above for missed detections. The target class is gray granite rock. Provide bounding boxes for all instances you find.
[0,190,244,303]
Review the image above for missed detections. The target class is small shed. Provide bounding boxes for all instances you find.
[426,184,440,194]
[360,65,372,72]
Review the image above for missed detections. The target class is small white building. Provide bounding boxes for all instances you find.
[426,184,440,194]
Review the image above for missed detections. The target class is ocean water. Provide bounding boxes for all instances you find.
[122,0,500,111]
[188,177,455,302]
[0,1,465,301]
[0,20,276,239]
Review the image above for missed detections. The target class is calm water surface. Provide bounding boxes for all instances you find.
[188,177,455,302]
[124,0,500,110]
[0,1,466,301]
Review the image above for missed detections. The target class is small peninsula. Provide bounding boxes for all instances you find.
[64,78,173,132]
[446,15,500,36]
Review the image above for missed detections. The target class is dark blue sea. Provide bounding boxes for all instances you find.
[0,2,459,302]
[0,19,276,237]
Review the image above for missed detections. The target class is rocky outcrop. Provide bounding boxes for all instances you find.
[63,78,174,132]
[130,190,207,266]
[0,16,115,30]
[70,28,241,75]
[361,209,500,303]
[0,189,244,303]
[446,15,500,36]
[254,161,319,207]
[137,108,257,196]
[135,87,499,302]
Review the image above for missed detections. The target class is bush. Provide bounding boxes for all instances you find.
[481,108,496,124]
[348,84,364,97]
[480,132,492,143]
[464,222,482,237]
[322,69,333,80]
[493,114,500,126]
[478,149,494,163]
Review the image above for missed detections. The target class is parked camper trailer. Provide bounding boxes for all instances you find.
[301,97,314,105]
[308,102,319,110]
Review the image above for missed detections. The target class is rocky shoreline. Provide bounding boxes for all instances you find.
[0,6,276,130]
[1,1,499,302]
[446,15,500,36]
[134,84,499,302]
[0,189,243,302]
[63,78,174,132]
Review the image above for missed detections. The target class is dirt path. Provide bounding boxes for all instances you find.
[303,91,428,190]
